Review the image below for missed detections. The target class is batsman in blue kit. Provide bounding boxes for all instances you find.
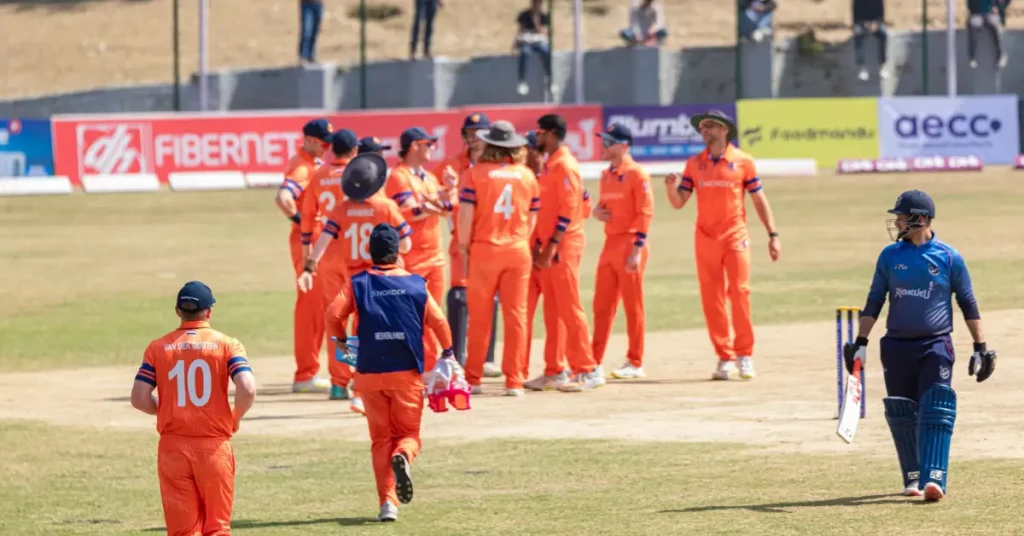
[844,190,997,502]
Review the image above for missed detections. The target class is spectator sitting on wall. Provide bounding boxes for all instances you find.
[299,0,324,65]
[852,0,889,81]
[738,0,776,42]
[515,0,553,96]
[967,0,1008,69]
[411,0,443,59]
[620,0,668,47]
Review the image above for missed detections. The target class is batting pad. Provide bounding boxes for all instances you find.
[883,397,920,487]
[918,384,958,492]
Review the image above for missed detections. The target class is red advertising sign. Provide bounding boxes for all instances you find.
[52,105,603,186]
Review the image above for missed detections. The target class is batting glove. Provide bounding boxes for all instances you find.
[842,337,868,374]
[968,342,997,383]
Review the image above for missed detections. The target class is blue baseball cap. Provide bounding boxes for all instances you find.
[330,128,358,154]
[358,136,392,154]
[302,118,334,142]
[598,124,633,146]
[369,223,401,261]
[525,130,539,150]
[888,190,936,219]
[400,127,438,150]
[462,113,491,130]
[177,281,216,312]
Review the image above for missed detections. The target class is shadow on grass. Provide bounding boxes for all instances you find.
[660,493,914,514]
[144,516,378,532]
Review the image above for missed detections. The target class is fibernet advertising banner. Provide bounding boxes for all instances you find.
[736,98,879,168]
[877,96,1020,165]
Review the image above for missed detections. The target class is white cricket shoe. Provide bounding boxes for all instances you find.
[377,501,398,522]
[593,365,604,378]
[712,360,739,381]
[923,482,945,502]
[523,370,570,391]
[292,376,331,393]
[737,356,755,380]
[505,388,525,397]
[470,385,484,395]
[482,362,503,378]
[558,370,606,392]
[350,396,366,416]
[903,480,922,497]
[610,362,645,379]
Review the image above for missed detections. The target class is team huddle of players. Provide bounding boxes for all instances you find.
[274,112,655,406]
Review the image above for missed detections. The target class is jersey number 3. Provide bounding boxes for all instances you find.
[344,222,374,260]
[493,183,515,220]
[169,359,212,407]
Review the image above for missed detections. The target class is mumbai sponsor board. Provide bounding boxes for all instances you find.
[736,98,879,168]
[0,118,54,177]
[877,96,1020,165]
[603,104,737,161]
[469,104,603,162]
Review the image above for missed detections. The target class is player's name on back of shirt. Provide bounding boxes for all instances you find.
[164,341,221,351]
[488,168,530,180]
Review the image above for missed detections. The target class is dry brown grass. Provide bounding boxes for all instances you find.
[1,0,1023,99]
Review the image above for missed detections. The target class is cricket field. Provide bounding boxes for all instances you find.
[2,171,1023,535]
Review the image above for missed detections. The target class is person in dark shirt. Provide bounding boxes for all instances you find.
[514,0,553,96]
[410,0,443,59]
[738,0,776,42]
[852,0,889,81]
[967,0,1008,69]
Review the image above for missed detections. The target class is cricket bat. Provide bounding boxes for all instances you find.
[836,358,863,444]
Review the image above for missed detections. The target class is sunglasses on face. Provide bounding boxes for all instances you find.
[602,137,619,148]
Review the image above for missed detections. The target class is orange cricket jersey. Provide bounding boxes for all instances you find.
[385,164,449,270]
[281,147,320,234]
[135,321,249,438]
[679,145,762,238]
[459,162,540,248]
[598,154,654,247]
[300,158,349,247]
[536,146,586,242]
[323,193,413,276]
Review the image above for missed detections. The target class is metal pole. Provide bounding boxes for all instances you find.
[199,0,209,112]
[735,0,742,100]
[922,0,929,95]
[572,0,583,104]
[360,0,367,109]
[945,0,956,96]
[173,0,181,111]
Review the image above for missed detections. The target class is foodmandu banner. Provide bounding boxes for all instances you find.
[877,96,1020,165]
[736,98,878,168]
[603,104,737,161]
[0,118,54,177]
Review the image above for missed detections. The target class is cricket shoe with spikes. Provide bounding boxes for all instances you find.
[737,356,755,379]
[903,480,923,497]
[523,370,570,391]
[711,360,739,380]
[610,362,645,379]
[923,482,945,502]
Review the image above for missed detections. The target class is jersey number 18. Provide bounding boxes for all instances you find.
[344,222,373,261]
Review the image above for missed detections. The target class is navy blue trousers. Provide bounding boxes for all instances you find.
[879,334,955,402]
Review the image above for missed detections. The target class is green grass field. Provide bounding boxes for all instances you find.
[2,172,1024,535]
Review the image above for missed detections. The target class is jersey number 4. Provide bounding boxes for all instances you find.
[343,222,373,260]
[168,359,212,407]
[493,183,515,220]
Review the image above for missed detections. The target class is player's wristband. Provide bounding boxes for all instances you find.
[442,348,455,359]
[854,336,868,347]
[768,231,779,238]
[549,237,559,245]
[974,342,987,353]
[290,213,301,225]
[303,260,316,273]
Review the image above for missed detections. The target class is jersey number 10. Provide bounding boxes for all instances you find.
[169,359,212,407]
[493,184,515,220]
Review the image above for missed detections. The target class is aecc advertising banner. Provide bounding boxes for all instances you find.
[877,96,1020,165]
[603,104,738,160]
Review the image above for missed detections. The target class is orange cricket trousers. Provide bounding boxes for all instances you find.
[360,372,424,507]
[592,236,648,367]
[410,264,445,374]
[320,266,354,388]
[695,227,754,361]
[465,242,531,389]
[524,267,558,378]
[158,435,235,536]
[538,234,594,375]
[290,229,325,382]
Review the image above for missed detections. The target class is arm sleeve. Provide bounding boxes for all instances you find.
[529,177,542,213]
[134,347,157,386]
[300,187,316,244]
[554,164,580,234]
[458,169,476,205]
[389,203,413,239]
[226,339,252,378]
[744,160,763,194]
[281,165,309,199]
[679,160,694,193]
[862,250,890,318]
[630,168,654,246]
[322,205,342,239]
[423,293,454,353]
[951,251,981,320]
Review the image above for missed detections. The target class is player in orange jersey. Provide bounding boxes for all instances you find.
[591,124,655,380]
[275,118,332,394]
[131,281,257,536]
[457,121,540,395]
[386,127,451,376]
[665,110,781,381]
[299,153,413,414]
[523,114,602,393]
[328,223,456,523]
[433,113,502,377]
[302,129,360,400]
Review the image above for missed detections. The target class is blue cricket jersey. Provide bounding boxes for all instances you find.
[351,268,428,375]
[863,233,980,339]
